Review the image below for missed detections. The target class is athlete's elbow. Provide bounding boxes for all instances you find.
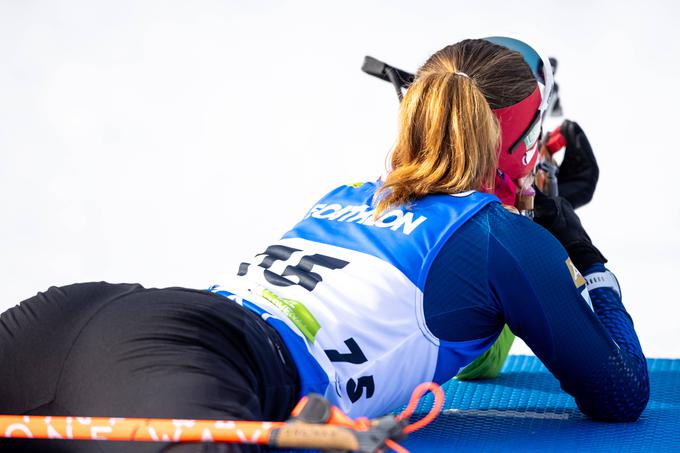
[580,387,649,422]
[576,357,650,422]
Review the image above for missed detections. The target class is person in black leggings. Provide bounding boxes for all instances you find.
[0,283,299,452]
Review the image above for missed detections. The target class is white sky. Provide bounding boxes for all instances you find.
[1,0,678,357]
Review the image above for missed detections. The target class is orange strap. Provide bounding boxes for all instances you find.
[397,381,445,434]
[297,381,445,452]
[386,382,445,452]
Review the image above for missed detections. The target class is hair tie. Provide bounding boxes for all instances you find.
[454,71,470,79]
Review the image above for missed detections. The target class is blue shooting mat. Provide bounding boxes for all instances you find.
[400,355,680,452]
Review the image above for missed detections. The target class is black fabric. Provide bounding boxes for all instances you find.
[533,190,607,272]
[0,283,300,452]
[557,120,600,209]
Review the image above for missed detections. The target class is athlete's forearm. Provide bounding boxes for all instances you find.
[571,264,649,421]
[487,213,650,422]
[585,264,644,359]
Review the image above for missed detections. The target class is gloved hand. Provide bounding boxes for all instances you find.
[556,120,599,209]
[533,189,607,273]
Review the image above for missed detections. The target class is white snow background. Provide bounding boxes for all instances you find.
[1,0,678,357]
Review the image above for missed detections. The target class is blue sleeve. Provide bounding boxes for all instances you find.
[423,204,649,422]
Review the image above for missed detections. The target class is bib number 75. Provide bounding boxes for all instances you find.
[324,338,375,403]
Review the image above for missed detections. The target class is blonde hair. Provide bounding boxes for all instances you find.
[374,39,536,215]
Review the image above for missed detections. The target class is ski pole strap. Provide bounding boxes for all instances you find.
[0,382,445,453]
[274,381,446,452]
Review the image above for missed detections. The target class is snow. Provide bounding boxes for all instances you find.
[0,0,678,357]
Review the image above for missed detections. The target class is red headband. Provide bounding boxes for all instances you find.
[493,86,542,180]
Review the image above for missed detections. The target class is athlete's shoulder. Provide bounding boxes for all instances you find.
[457,202,565,262]
[475,202,569,273]
[483,203,556,238]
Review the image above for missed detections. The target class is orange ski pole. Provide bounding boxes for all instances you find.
[0,415,365,450]
[0,415,282,444]
[0,382,445,452]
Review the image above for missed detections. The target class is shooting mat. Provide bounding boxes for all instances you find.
[278,355,678,452]
[399,355,679,452]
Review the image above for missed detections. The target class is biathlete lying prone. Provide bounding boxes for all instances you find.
[0,37,649,452]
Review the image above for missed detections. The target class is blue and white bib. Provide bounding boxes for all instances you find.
[212,182,499,417]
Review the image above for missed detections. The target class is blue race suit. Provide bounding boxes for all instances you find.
[212,182,649,421]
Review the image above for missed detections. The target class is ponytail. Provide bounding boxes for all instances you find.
[373,39,534,216]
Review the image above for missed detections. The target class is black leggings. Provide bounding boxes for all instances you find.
[0,282,300,452]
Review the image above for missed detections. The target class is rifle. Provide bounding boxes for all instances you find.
[362,55,561,117]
